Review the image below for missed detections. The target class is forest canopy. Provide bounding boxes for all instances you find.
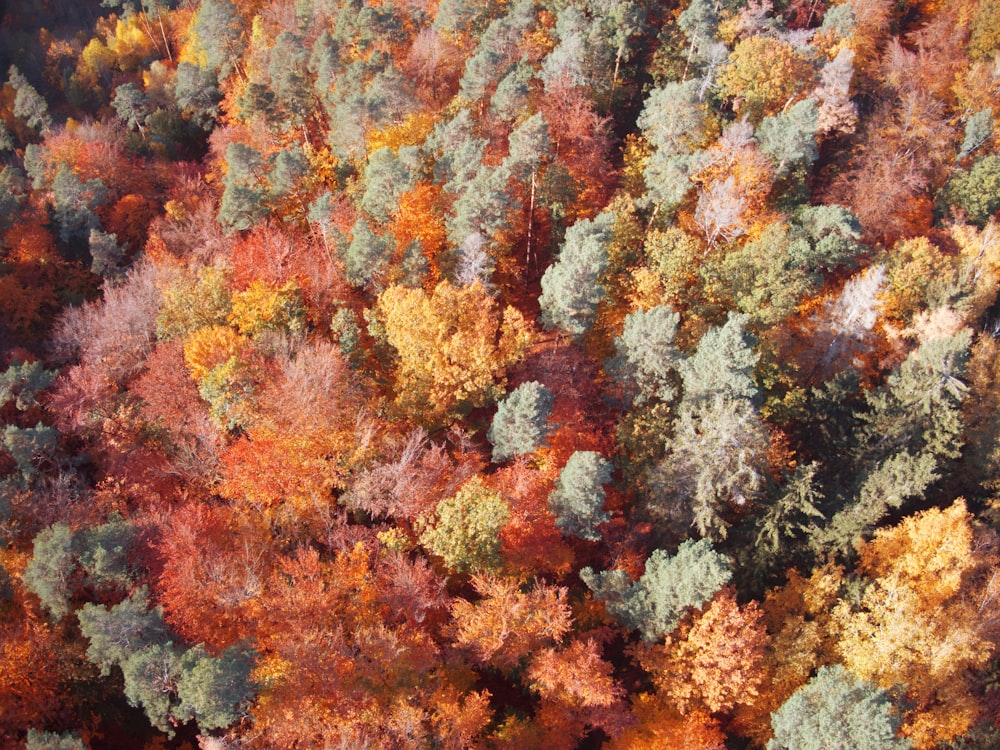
[2,0,1000,747]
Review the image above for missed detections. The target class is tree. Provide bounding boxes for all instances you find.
[941,154,1000,227]
[361,146,414,223]
[112,82,149,139]
[608,305,682,405]
[832,500,998,748]
[636,80,707,214]
[959,108,992,160]
[50,164,107,244]
[227,279,305,337]
[717,35,813,119]
[0,360,57,411]
[3,423,59,483]
[653,394,770,539]
[419,476,511,573]
[156,265,232,342]
[539,212,614,338]
[641,587,769,715]
[582,539,732,641]
[679,312,759,405]
[756,98,819,177]
[23,523,76,620]
[77,587,170,677]
[7,66,52,134]
[343,217,392,286]
[173,62,222,128]
[25,730,86,750]
[88,228,126,280]
[814,48,858,136]
[176,645,256,731]
[451,574,573,672]
[547,451,612,541]
[488,381,555,462]
[267,31,311,128]
[189,0,245,80]
[767,665,911,750]
[374,280,532,424]
[817,330,971,554]
[218,142,268,232]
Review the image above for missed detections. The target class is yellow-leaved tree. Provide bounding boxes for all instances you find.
[374,280,532,425]
[833,500,1000,748]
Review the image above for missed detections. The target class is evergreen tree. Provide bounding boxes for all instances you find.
[176,645,256,731]
[218,142,268,232]
[23,522,76,620]
[756,98,819,177]
[25,730,87,750]
[360,146,413,223]
[51,164,108,244]
[7,65,52,134]
[343,217,392,286]
[3,423,59,482]
[191,0,245,80]
[678,312,759,405]
[608,304,682,404]
[582,539,731,641]
[539,212,614,337]
[89,228,126,280]
[77,587,171,676]
[0,360,57,411]
[548,450,613,541]
[173,62,223,128]
[768,665,911,750]
[112,82,149,139]
[267,31,311,128]
[488,381,554,462]
[653,394,769,540]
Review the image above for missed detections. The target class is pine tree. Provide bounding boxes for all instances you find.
[539,212,614,337]
[488,381,554,462]
[768,665,910,750]
[582,539,731,641]
[608,304,681,404]
[679,312,759,405]
[548,451,613,541]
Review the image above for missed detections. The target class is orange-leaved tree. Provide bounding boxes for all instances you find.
[832,499,1000,748]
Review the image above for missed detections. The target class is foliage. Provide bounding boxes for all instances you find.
[582,539,732,641]
[539,212,614,338]
[767,665,911,750]
[3,0,1000,744]
[420,476,511,574]
[375,281,531,424]
[488,381,554,462]
[547,450,612,541]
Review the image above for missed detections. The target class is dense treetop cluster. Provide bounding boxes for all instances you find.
[2,0,1000,747]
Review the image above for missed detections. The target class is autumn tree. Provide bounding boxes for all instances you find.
[451,574,573,673]
[717,35,814,119]
[832,500,999,748]
[640,587,769,715]
[419,476,511,574]
[374,280,532,424]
